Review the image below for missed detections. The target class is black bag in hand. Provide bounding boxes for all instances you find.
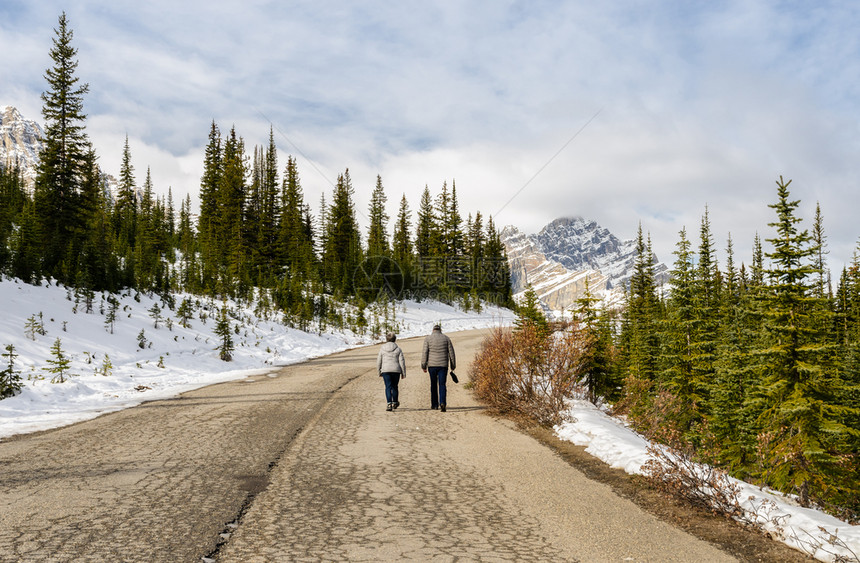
[450,371,459,383]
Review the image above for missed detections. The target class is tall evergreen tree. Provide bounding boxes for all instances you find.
[662,227,696,409]
[709,234,762,474]
[322,170,362,296]
[366,175,389,257]
[34,12,91,282]
[758,176,848,506]
[622,225,661,382]
[415,185,438,259]
[391,193,413,295]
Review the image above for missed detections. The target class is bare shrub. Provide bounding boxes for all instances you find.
[469,323,593,426]
[644,442,860,562]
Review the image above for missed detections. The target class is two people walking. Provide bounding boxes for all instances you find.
[376,323,456,412]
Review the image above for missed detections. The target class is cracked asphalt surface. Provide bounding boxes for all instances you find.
[0,329,736,562]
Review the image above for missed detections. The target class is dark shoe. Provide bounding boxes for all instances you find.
[432,405,438,410]
[394,402,400,409]
[440,404,446,412]
[386,403,393,411]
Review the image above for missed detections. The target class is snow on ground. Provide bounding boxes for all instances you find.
[0,277,514,439]
[557,399,860,562]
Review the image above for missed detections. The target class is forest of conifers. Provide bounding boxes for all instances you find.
[604,179,860,517]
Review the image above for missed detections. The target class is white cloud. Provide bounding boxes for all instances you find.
[3,1,860,270]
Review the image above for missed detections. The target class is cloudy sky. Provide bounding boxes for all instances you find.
[3,1,860,271]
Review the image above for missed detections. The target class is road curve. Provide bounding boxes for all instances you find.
[0,329,736,562]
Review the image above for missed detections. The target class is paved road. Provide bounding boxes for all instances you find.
[0,329,736,562]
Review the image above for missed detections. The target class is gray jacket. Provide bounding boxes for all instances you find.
[421,329,455,370]
[377,342,406,375]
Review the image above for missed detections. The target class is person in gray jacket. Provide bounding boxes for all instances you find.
[421,323,456,412]
[377,333,406,411]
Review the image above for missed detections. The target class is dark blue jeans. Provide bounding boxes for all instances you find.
[381,372,400,404]
[428,366,448,408]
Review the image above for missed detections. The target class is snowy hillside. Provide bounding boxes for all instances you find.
[0,277,515,439]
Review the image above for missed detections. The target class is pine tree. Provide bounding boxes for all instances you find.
[277,156,314,279]
[811,202,830,298]
[45,338,72,383]
[322,170,362,296]
[576,277,619,403]
[0,344,23,399]
[661,227,696,409]
[366,175,389,257]
[34,12,92,282]
[515,285,550,338]
[219,127,249,292]
[757,176,849,506]
[482,215,511,304]
[176,297,194,328]
[197,121,222,292]
[622,225,661,382]
[709,234,763,474]
[392,193,413,290]
[25,313,47,341]
[114,135,137,251]
[148,302,162,328]
[214,304,234,361]
[415,185,438,259]
[689,208,719,426]
[97,353,113,376]
[0,164,27,273]
[467,211,485,290]
[104,296,119,333]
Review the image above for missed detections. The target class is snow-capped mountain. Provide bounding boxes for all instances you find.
[1,105,121,198]
[501,224,609,314]
[533,217,668,290]
[501,217,669,313]
[0,106,45,190]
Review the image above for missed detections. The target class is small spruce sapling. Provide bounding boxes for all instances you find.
[97,354,113,376]
[105,296,119,334]
[137,329,148,350]
[25,313,47,340]
[176,298,193,328]
[1,344,23,398]
[149,303,162,328]
[45,338,73,383]
[214,305,234,361]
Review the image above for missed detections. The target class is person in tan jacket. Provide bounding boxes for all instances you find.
[377,333,406,411]
[421,323,455,412]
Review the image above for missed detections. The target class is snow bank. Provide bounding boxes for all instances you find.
[556,399,860,562]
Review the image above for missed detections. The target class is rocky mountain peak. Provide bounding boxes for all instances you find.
[533,215,667,290]
[1,105,45,190]
[501,217,669,313]
[501,224,608,314]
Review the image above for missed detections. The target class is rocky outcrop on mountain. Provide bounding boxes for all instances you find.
[501,225,608,312]
[0,105,122,198]
[501,217,669,313]
[534,216,668,289]
[0,106,45,190]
